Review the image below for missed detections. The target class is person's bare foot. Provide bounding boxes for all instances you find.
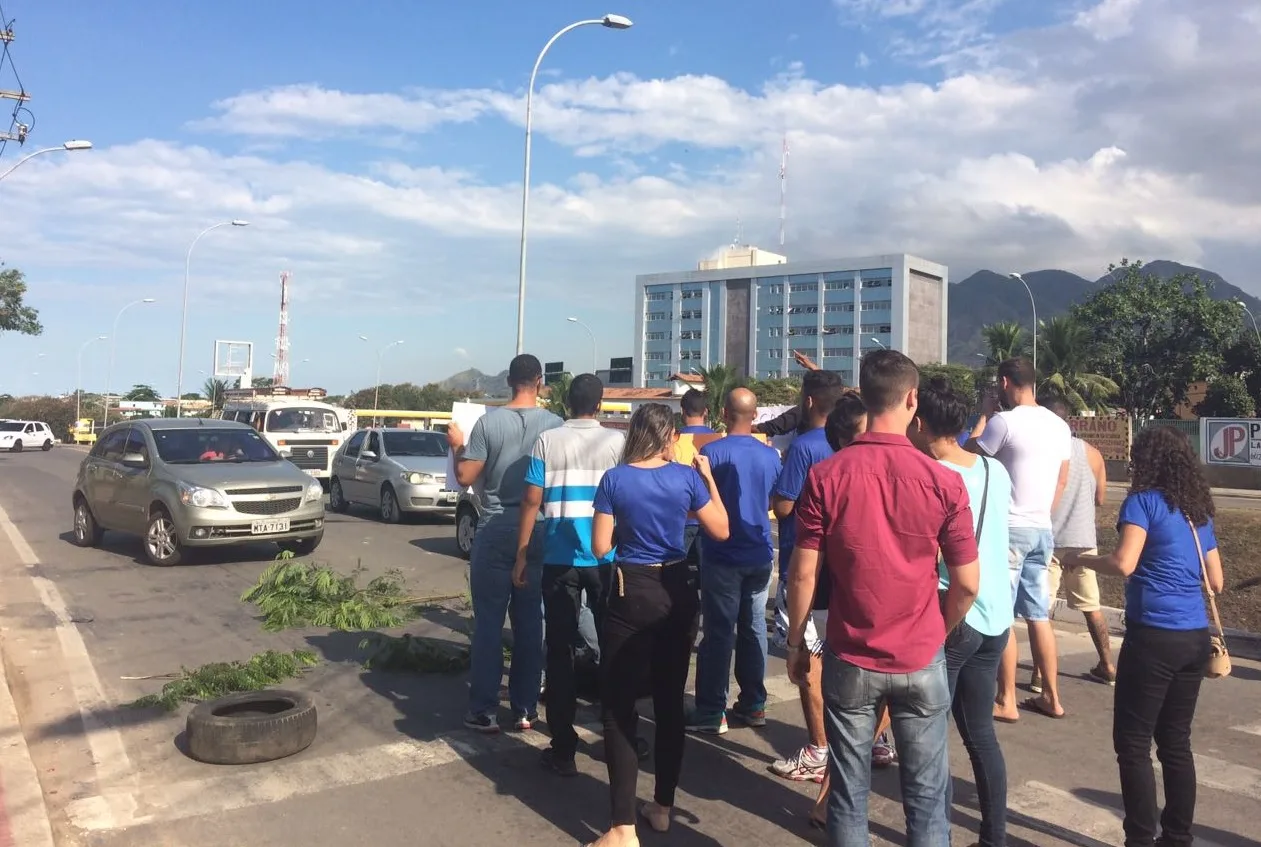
[639,802,671,833]
[586,824,639,847]
[993,697,1020,723]
[1019,695,1066,719]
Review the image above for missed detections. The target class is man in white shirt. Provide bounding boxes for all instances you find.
[968,357,1071,720]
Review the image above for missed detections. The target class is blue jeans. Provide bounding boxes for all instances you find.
[694,562,772,715]
[1008,527,1054,621]
[468,512,544,718]
[823,648,952,847]
[945,623,1010,847]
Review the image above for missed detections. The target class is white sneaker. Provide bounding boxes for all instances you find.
[769,746,828,783]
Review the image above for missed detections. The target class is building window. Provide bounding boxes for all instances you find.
[767,327,783,337]
[765,284,784,295]
[788,305,818,315]
[822,347,851,358]
[680,290,703,300]
[768,349,783,359]
[680,329,703,340]
[860,323,892,334]
[645,331,670,341]
[824,324,853,335]
[681,309,702,320]
[862,277,891,288]
[789,282,818,293]
[861,299,892,311]
[680,349,702,361]
[646,291,673,302]
[787,326,818,336]
[824,303,854,313]
[765,306,785,315]
[824,280,852,291]
[645,311,671,321]
[645,352,669,361]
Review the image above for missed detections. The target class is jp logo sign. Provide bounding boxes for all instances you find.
[1203,418,1261,466]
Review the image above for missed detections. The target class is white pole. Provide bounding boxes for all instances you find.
[77,336,107,425]
[104,299,155,427]
[176,220,248,417]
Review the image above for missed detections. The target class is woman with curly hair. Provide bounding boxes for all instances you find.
[1067,426,1225,847]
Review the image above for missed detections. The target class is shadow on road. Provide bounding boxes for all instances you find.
[1073,787,1255,847]
[410,536,463,558]
[55,530,302,568]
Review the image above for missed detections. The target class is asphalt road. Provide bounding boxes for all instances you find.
[0,446,1259,847]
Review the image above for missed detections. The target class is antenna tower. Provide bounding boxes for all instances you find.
[274,271,291,386]
[779,134,789,247]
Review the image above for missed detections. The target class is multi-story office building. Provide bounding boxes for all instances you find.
[633,250,948,387]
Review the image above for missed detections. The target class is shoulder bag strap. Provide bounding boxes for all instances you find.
[1187,516,1226,640]
[974,456,991,542]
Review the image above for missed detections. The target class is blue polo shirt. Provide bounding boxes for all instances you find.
[773,426,834,577]
[699,435,781,567]
[1119,490,1217,630]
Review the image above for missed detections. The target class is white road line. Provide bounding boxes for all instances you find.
[1230,721,1261,737]
[1008,781,1230,847]
[1186,753,1261,801]
[0,503,137,831]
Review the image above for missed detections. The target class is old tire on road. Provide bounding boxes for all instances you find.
[186,689,317,765]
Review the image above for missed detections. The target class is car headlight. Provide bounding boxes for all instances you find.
[177,481,229,509]
[405,472,436,485]
[303,481,324,503]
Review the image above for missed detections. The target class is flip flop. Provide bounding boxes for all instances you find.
[1088,666,1117,686]
[993,713,1019,724]
[1020,697,1066,719]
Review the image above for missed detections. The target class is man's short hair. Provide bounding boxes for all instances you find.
[1041,395,1070,419]
[802,369,845,418]
[859,350,919,414]
[680,388,707,418]
[507,354,544,389]
[568,374,604,417]
[997,357,1035,388]
[825,391,867,451]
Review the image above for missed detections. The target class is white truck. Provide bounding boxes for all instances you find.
[220,387,352,487]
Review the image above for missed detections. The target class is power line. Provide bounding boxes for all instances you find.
[0,2,34,159]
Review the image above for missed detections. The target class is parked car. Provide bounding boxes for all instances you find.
[71,419,326,566]
[454,489,483,559]
[0,420,55,452]
[328,428,458,523]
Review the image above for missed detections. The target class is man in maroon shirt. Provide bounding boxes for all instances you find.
[786,350,980,846]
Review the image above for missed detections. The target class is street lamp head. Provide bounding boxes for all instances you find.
[141,298,156,303]
[230,219,250,227]
[358,335,369,342]
[567,316,579,323]
[97,334,108,340]
[62,140,93,151]
[1008,272,1024,281]
[602,14,633,29]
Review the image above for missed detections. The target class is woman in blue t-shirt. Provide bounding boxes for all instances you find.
[587,403,728,846]
[1068,426,1225,847]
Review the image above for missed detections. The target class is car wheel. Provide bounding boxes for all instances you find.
[379,485,402,524]
[186,690,317,765]
[72,498,104,548]
[328,478,349,513]
[277,532,323,557]
[41,439,52,452]
[456,506,476,560]
[10,440,22,453]
[144,508,183,566]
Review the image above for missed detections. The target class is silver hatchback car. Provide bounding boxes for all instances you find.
[329,427,458,522]
[71,419,327,566]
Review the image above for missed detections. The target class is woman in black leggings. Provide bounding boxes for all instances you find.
[586,403,729,847]
[1068,427,1225,847]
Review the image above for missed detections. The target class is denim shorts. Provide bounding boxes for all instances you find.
[1008,527,1054,622]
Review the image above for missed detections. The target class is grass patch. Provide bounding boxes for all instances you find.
[1094,505,1261,632]
[127,649,318,711]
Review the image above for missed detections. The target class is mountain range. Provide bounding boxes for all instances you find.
[439,260,1261,389]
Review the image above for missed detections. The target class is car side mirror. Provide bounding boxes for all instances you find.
[360,450,377,461]
[121,453,149,468]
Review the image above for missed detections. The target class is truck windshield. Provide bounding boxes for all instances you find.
[383,431,447,457]
[153,428,281,464]
[265,407,339,433]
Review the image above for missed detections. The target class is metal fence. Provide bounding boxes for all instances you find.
[1136,418,1202,456]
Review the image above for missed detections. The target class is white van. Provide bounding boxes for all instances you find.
[220,387,350,485]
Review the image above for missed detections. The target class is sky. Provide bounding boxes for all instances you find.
[2,0,1260,398]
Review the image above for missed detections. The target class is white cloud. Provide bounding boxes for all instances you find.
[1075,0,1144,41]
[833,0,1007,62]
[856,51,871,68]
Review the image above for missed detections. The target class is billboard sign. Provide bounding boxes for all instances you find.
[1065,415,1132,463]
[1202,418,1261,466]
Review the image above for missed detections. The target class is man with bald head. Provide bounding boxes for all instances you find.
[686,387,784,734]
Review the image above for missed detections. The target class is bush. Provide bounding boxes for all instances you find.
[0,395,78,441]
[1196,375,1256,418]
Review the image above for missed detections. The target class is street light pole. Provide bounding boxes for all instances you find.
[175,220,249,417]
[1008,272,1038,375]
[870,337,887,350]
[515,14,633,355]
[104,298,156,427]
[360,336,404,420]
[1237,301,1261,347]
[77,335,108,424]
[0,139,93,182]
[567,316,598,373]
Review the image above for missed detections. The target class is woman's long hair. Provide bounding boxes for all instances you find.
[622,403,677,464]
[1129,426,1215,526]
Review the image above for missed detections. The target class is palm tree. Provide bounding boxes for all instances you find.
[544,373,572,419]
[980,321,1029,365]
[1036,315,1119,413]
[696,363,742,432]
[203,377,230,413]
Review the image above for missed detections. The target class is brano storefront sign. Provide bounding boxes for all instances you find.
[1066,415,1132,462]
[1202,418,1261,467]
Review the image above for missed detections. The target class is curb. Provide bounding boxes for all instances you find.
[1050,599,1261,662]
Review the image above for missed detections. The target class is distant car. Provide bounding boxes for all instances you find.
[71,419,326,566]
[454,489,484,559]
[328,428,458,523]
[0,420,55,452]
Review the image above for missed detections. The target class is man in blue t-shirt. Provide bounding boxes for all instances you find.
[768,369,846,782]
[685,387,783,735]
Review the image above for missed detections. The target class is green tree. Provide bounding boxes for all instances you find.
[0,395,76,441]
[124,384,162,402]
[344,382,461,412]
[980,321,1029,365]
[696,364,743,432]
[0,262,42,338]
[203,378,230,412]
[543,373,573,419]
[745,377,801,406]
[180,392,202,400]
[252,376,275,389]
[1072,259,1242,421]
[1220,332,1261,410]
[1035,315,1119,413]
[918,363,977,403]
[1196,375,1256,418]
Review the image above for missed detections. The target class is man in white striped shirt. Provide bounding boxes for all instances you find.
[516,374,625,776]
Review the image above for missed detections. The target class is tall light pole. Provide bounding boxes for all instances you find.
[103,298,156,427]
[515,14,633,355]
[1008,272,1038,375]
[870,337,887,350]
[0,139,93,182]
[1237,300,1261,347]
[360,336,404,418]
[77,335,108,424]
[567,316,598,373]
[175,220,249,417]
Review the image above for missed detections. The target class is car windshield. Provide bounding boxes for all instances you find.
[383,431,447,457]
[152,428,281,464]
[265,407,339,433]
[0,422,23,432]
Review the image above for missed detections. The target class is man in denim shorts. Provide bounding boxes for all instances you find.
[969,357,1072,720]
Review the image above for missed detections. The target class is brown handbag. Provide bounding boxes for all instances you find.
[1187,518,1231,680]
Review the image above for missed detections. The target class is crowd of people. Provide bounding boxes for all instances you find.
[444,351,1226,847]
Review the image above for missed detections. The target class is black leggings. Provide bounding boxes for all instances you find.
[600,562,699,826]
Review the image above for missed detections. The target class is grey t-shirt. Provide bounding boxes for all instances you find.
[464,406,563,516]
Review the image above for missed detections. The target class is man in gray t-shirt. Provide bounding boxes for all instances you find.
[448,354,562,733]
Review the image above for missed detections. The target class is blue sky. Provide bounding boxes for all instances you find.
[3,0,1259,398]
